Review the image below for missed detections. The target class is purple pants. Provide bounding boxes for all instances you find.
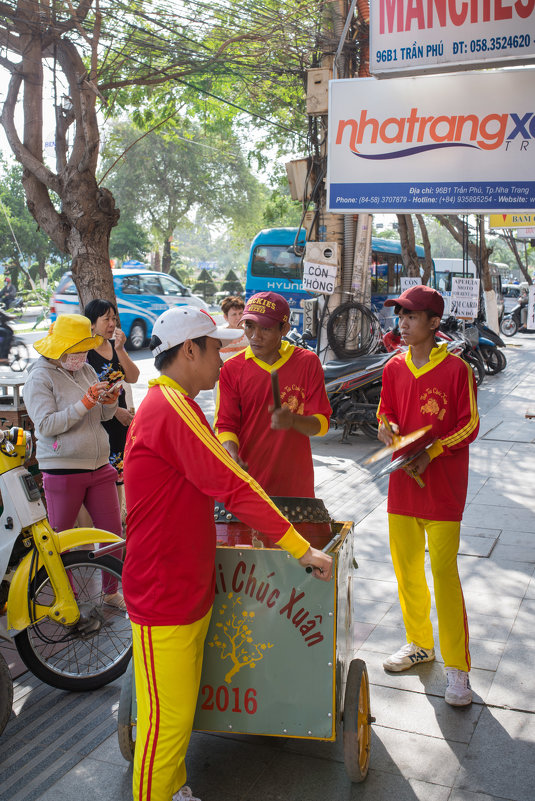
[42,464,122,594]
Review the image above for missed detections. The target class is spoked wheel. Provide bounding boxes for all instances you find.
[14,552,132,691]
[8,340,29,372]
[500,316,517,337]
[0,651,13,735]
[343,658,373,782]
[118,662,136,762]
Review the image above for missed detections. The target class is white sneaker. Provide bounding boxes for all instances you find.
[445,667,472,706]
[172,787,201,801]
[383,642,435,672]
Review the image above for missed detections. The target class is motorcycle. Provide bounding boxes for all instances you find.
[284,329,394,442]
[500,300,525,338]
[0,426,131,691]
[473,320,507,375]
[0,311,29,372]
[438,317,486,386]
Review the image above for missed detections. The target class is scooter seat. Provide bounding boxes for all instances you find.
[323,352,393,381]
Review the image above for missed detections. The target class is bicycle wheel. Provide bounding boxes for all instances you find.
[14,552,131,691]
[0,651,13,735]
[327,302,379,359]
[8,339,29,372]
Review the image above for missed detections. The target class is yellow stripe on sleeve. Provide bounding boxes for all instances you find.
[313,414,329,437]
[440,362,479,449]
[159,385,291,521]
[216,431,239,446]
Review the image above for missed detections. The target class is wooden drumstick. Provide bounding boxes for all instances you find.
[271,370,281,410]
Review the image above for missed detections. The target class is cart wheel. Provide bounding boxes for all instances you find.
[117,663,136,762]
[343,658,372,782]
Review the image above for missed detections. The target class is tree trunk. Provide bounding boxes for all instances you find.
[397,214,420,277]
[435,215,499,331]
[500,231,533,284]
[161,238,172,273]
[415,214,433,286]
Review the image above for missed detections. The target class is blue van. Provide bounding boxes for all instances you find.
[50,268,209,349]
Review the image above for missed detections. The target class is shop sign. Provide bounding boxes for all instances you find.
[451,277,480,318]
[489,213,535,228]
[370,0,535,76]
[327,70,535,213]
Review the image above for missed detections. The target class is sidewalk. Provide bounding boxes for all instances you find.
[2,337,534,801]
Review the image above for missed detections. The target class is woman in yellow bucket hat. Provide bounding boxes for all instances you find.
[23,314,126,608]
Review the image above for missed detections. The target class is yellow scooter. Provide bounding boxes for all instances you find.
[0,427,131,691]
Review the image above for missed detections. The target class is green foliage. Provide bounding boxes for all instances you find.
[109,215,151,262]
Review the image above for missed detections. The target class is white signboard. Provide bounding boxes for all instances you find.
[515,227,535,237]
[327,71,535,213]
[450,277,480,319]
[302,261,338,295]
[528,285,535,329]
[400,276,422,291]
[370,1,535,76]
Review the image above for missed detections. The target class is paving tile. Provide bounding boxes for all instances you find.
[368,724,467,786]
[461,592,522,620]
[485,642,535,712]
[352,576,400,604]
[467,638,505,672]
[347,772,451,801]
[449,791,512,801]
[33,757,132,801]
[462,504,535,534]
[352,621,375,650]
[351,558,397,581]
[352,598,393,625]
[458,559,533,599]
[369,684,482,743]
[489,542,535,564]
[454,707,535,801]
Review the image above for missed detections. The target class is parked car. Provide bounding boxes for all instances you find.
[50,269,210,349]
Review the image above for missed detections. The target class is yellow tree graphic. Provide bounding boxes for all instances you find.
[208,593,274,684]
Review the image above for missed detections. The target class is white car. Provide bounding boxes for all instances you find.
[51,268,209,349]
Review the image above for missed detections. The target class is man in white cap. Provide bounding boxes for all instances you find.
[122,306,332,801]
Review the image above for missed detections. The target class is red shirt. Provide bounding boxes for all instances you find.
[378,343,479,521]
[214,342,331,497]
[122,376,309,626]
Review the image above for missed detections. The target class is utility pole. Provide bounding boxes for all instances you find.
[290,0,373,362]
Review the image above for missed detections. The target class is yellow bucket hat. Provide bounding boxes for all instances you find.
[34,314,104,359]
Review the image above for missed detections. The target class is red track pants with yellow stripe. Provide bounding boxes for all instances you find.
[131,610,212,801]
[388,514,470,672]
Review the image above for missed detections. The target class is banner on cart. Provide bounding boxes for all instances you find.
[327,71,535,214]
[370,0,535,76]
[193,550,336,738]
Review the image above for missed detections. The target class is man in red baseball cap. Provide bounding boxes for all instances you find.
[215,291,331,497]
[376,284,479,707]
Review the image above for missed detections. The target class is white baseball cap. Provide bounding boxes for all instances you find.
[150,306,240,356]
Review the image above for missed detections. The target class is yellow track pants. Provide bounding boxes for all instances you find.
[131,610,212,801]
[388,514,470,672]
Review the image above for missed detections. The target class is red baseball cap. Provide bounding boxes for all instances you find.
[384,285,444,318]
[241,291,290,327]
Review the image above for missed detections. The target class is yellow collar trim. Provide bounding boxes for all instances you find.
[244,340,295,373]
[149,375,188,394]
[406,342,449,378]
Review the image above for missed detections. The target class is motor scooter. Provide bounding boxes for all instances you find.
[0,426,131,691]
[284,329,395,442]
[0,311,29,372]
[499,300,532,337]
